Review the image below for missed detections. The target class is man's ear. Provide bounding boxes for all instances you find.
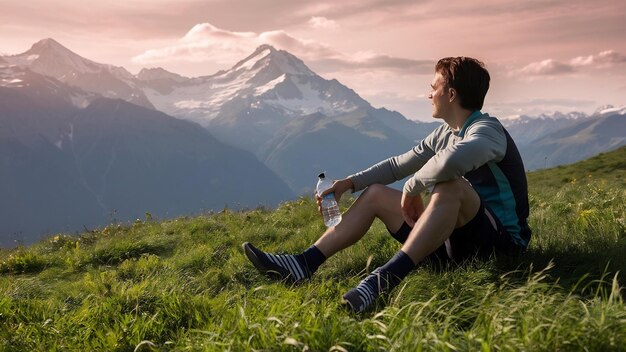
[448,88,456,102]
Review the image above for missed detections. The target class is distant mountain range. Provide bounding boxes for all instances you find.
[2,39,154,109]
[2,39,441,194]
[131,44,441,192]
[0,65,293,247]
[500,107,626,170]
[503,107,626,170]
[1,38,625,245]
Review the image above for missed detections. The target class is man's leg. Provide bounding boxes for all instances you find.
[314,184,411,257]
[343,178,480,312]
[401,178,480,263]
[243,184,411,282]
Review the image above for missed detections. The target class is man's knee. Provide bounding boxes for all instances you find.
[431,177,480,204]
[361,183,388,201]
[431,178,475,202]
[432,178,480,227]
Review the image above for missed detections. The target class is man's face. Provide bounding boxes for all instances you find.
[428,72,450,119]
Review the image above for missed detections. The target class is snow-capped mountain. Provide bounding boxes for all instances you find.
[501,111,593,146]
[518,109,626,170]
[1,39,438,194]
[595,105,626,116]
[0,68,293,247]
[136,44,439,192]
[1,38,154,109]
[5,38,623,193]
[141,44,370,127]
[502,111,588,125]
[500,107,625,169]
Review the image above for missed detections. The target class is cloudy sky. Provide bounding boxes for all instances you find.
[1,0,625,120]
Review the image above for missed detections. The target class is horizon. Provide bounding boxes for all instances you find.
[1,0,625,121]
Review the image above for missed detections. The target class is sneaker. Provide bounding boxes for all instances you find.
[342,268,392,313]
[242,242,309,283]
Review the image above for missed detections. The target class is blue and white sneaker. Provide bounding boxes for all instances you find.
[242,242,310,283]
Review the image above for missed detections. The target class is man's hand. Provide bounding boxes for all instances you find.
[401,192,425,227]
[316,178,354,214]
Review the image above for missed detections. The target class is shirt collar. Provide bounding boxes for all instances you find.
[459,110,482,137]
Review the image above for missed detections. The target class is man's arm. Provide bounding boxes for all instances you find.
[403,118,507,196]
[347,125,444,192]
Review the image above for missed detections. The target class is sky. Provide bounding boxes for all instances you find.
[1,0,625,121]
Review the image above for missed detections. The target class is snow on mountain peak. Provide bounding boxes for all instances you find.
[141,45,367,124]
[531,111,588,121]
[598,105,626,116]
[4,37,102,75]
[233,46,272,71]
[232,44,315,76]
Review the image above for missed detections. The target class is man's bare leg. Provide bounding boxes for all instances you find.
[243,184,418,282]
[314,184,418,257]
[401,178,480,263]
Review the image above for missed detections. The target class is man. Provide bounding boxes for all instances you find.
[242,57,531,313]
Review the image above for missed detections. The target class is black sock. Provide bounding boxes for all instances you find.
[300,245,326,274]
[379,250,416,289]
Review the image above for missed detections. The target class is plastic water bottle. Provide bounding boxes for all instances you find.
[316,173,342,227]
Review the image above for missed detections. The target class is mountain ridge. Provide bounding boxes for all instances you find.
[0,68,294,247]
[2,38,624,192]
[2,38,154,109]
[518,112,626,170]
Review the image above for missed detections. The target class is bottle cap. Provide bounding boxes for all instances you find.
[318,172,326,179]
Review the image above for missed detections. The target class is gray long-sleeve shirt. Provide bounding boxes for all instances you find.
[348,111,531,246]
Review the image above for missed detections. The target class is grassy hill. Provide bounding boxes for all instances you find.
[1,148,625,351]
[527,146,626,192]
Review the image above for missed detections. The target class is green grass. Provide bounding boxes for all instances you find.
[1,148,625,351]
[527,146,626,193]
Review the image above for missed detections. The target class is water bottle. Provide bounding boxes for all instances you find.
[316,173,342,227]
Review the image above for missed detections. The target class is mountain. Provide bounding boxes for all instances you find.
[516,108,626,170]
[1,38,154,109]
[135,67,189,95]
[501,111,591,146]
[0,68,293,247]
[256,109,438,192]
[7,39,623,192]
[139,45,439,192]
[141,45,372,137]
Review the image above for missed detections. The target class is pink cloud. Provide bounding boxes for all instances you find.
[133,23,259,65]
[308,16,339,29]
[571,50,626,67]
[518,50,626,77]
[132,22,431,76]
[519,59,575,76]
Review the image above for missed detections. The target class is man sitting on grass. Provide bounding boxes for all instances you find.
[243,57,531,312]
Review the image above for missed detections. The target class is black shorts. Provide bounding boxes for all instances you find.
[388,201,522,263]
